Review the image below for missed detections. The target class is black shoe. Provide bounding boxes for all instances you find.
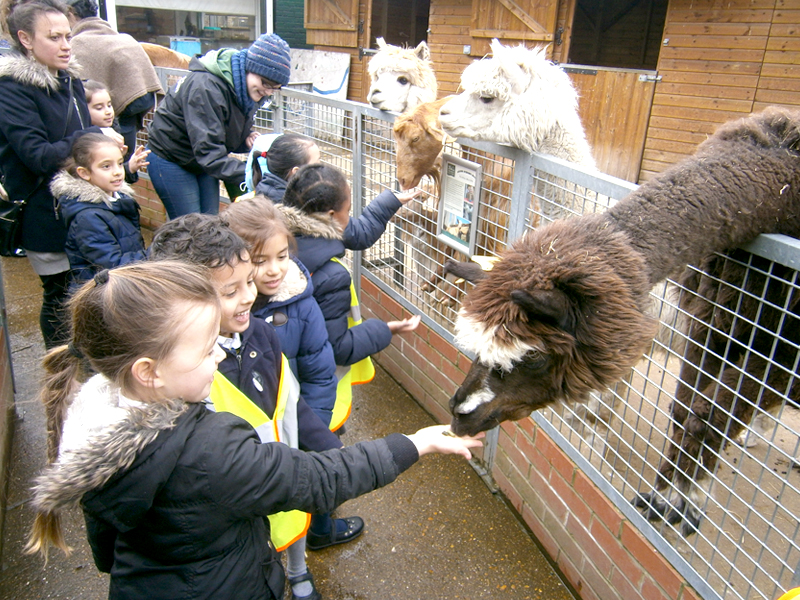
[306,516,364,550]
[289,571,322,600]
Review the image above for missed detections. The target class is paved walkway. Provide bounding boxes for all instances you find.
[0,254,576,600]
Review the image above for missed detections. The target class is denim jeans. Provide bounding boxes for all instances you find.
[146,148,220,219]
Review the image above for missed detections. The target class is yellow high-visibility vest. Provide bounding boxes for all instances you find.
[209,356,309,551]
[329,257,375,432]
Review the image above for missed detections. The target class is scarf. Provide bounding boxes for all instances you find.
[230,49,254,115]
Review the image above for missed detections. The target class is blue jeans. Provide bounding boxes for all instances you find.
[147,148,220,219]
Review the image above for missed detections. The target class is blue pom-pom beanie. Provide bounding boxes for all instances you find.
[246,33,291,86]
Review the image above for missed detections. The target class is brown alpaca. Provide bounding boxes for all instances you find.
[449,107,800,535]
[140,42,191,70]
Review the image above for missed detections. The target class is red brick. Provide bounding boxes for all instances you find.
[589,518,643,587]
[457,352,473,373]
[521,502,559,560]
[360,276,379,298]
[526,469,568,523]
[575,469,623,535]
[517,415,537,439]
[515,428,536,461]
[564,514,612,576]
[428,330,459,363]
[427,364,457,396]
[621,522,683,599]
[555,544,583,597]
[580,555,625,600]
[440,358,463,386]
[609,565,640,600]
[536,431,576,481]
[493,463,524,512]
[498,429,531,477]
[549,469,591,525]
[641,575,673,600]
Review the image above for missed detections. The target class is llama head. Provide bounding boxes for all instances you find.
[393,96,453,189]
[448,217,656,436]
[367,38,438,113]
[439,39,589,161]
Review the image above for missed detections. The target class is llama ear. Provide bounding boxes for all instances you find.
[414,40,431,62]
[376,37,387,50]
[510,289,576,336]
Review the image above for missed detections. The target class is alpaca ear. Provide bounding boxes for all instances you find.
[510,289,576,336]
[414,40,431,62]
[376,37,387,50]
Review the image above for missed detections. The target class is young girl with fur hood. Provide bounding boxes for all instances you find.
[51,132,146,284]
[25,260,482,600]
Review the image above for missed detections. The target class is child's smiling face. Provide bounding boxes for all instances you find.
[251,233,291,296]
[211,256,257,337]
[87,89,115,128]
[77,143,125,195]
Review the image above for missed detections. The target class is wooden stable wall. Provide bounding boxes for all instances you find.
[641,0,800,181]
[314,0,800,182]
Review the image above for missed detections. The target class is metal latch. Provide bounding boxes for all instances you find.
[638,74,662,82]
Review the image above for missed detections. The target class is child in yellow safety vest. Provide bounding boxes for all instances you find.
[149,213,359,600]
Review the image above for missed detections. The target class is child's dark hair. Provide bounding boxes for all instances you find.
[267,134,317,181]
[65,0,96,20]
[63,132,120,177]
[149,213,250,270]
[221,195,296,256]
[282,163,349,215]
[83,79,108,104]
[26,260,219,558]
[2,0,70,54]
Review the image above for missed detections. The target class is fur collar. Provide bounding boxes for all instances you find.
[50,170,133,204]
[277,204,343,240]
[30,374,188,516]
[266,258,307,303]
[0,52,81,92]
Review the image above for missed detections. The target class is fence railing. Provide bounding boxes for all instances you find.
[143,75,800,600]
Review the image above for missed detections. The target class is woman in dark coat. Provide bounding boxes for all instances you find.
[0,0,103,347]
[146,33,291,218]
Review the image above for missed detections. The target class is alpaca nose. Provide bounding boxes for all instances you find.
[439,105,450,117]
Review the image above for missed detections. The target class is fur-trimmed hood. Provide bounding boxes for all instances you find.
[263,255,309,305]
[51,170,134,206]
[276,204,343,240]
[0,52,82,92]
[30,374,189,518]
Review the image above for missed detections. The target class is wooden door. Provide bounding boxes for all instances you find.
[305,0,359,47]
[564,65,657,183]
[469,0,561,58]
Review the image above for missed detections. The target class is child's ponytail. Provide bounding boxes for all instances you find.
[24,343,86,558]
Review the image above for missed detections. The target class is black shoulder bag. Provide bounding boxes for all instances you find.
[0,78,76,257]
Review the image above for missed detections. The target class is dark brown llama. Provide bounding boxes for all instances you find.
[448,107,800,535]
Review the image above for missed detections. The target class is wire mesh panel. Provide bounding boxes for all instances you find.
[136,81,800,599]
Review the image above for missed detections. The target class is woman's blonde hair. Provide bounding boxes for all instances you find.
[26,260,219,558]
[220,194,296,255]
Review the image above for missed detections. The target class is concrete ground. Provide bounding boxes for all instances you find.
[0,254,576,600]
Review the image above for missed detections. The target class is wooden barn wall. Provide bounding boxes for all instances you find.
[641,0,800,181]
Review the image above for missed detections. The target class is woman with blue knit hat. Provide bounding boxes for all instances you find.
[146,33,291,218]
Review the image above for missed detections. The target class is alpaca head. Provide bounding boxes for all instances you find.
[367,38,438,113]
[448,217,656,436]
[439,39,588,161]
[393,96,453,190]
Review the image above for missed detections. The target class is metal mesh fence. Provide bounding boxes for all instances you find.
[139,78,800,600]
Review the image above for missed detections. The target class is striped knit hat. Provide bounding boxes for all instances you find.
[246,33,291,86]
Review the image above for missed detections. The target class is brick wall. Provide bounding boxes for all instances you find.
[360,275,701,600]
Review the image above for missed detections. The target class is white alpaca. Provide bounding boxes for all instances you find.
[367,38,437,113]
[439,40,595,168]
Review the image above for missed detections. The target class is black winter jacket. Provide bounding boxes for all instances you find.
[30,375,419,600]
[147,57,253,187]
[0,54,100,252]
[278,190,402,365]
[218,318,342,451]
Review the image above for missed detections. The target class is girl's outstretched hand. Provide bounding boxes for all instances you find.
[406,425,484,459]
[388,314,421,334]
[128,146,151,173]
[396,188,423,205]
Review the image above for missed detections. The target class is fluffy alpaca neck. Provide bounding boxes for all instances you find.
[606,138,800,285]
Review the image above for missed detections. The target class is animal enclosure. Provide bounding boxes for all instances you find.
[133,81,800,600]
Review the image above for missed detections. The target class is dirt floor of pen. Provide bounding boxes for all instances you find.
[0,253,577,600]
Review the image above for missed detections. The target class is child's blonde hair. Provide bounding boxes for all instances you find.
[26,260,219,558]
[221,195,296,255]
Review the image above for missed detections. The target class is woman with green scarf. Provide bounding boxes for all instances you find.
[146,33,291,218]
